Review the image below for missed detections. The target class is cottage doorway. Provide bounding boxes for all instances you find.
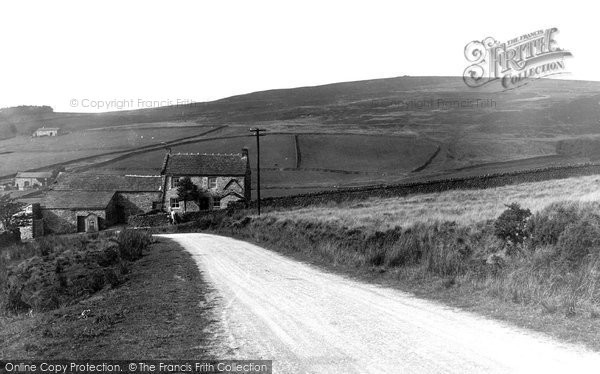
[77,216,85,232]
[199,197,210,211]
[86,215,98,232]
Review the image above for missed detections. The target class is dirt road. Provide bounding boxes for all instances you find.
[159,233,600,373]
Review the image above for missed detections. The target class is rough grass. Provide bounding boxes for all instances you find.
[180,179,600,349]
[202,206,600,349]
[242,200,600,319]
[267,174,600,229]
[0,238,219,359]
[0,230,153,314]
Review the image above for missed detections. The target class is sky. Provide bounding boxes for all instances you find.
[0,0,595,112]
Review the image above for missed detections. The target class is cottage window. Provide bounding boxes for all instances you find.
[208,177,217,189]
[213,197,221,209]
[170,198,180,209]
[171,177,180,189]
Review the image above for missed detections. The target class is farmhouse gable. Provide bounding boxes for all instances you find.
[161,149,251,212]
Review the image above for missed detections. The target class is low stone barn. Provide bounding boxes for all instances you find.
[14,171,54,190]
[51,173,163,223]
[40,191,117,234]
[161,149,251,213]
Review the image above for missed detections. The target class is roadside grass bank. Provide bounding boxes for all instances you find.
[0,230,150,313]
[0,232,220,358]
[156,202,600,351]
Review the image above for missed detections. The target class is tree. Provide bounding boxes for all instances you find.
[176,177,200,212]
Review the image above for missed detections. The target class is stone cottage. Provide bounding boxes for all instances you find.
[14,171,54,190]
[41,173,164,233]
[33,127,61,137]
[160,149,251,213]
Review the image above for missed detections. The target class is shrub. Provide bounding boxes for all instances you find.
[86,269,107,293]
[527,202,580,246]
[37,238,55,257]
[494,203,531,244]
[556,218,600,264]
[6,286,30,313]
[117,229,152,261]
[0,230,20,248]
[194,213,226,230]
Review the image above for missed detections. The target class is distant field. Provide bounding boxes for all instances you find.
[267,174,600,230]
[3,77,600,194]
[297,134,438,172]
[100,134,296,170]
[94,133,438,197]
[0,150,110,176]
[0,126,216,176]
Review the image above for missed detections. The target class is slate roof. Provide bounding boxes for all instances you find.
[41,191,116,210]
[52,173,162,192]
[161,153,248,176]
[15,171,53,179]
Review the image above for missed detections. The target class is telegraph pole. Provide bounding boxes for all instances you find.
[249,128,266,215]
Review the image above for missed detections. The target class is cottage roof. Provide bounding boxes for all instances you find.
[15,171,53,179]
[52,173,162,192]
[161,153,248,176]
[41,191,116,210]
[35,127,60,131]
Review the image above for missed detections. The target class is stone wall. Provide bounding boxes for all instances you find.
[116,192,162,222]
[257,162,600,209]
[128,212,171,228]
[12,204,43,240]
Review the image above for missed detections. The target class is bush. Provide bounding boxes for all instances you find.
[0,230,20,248]
[1,232,142,314]
[6,286,30,313]
[557,218,600,264]
[527,202,580,246]
[494,203,531,244]
[194,213,227,230]
[117,229,152,261]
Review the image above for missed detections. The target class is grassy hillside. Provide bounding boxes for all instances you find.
[0,232,217,358]
[183,173,600,350]
[266,175,600,229]
[3,76,600,195]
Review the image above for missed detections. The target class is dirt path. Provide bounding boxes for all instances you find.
[160,233,600,374]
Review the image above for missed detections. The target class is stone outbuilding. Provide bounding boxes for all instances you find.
[160,149,251,213]
[40,191,117,233]
[14,171,54,190]
[51,173,163,222]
